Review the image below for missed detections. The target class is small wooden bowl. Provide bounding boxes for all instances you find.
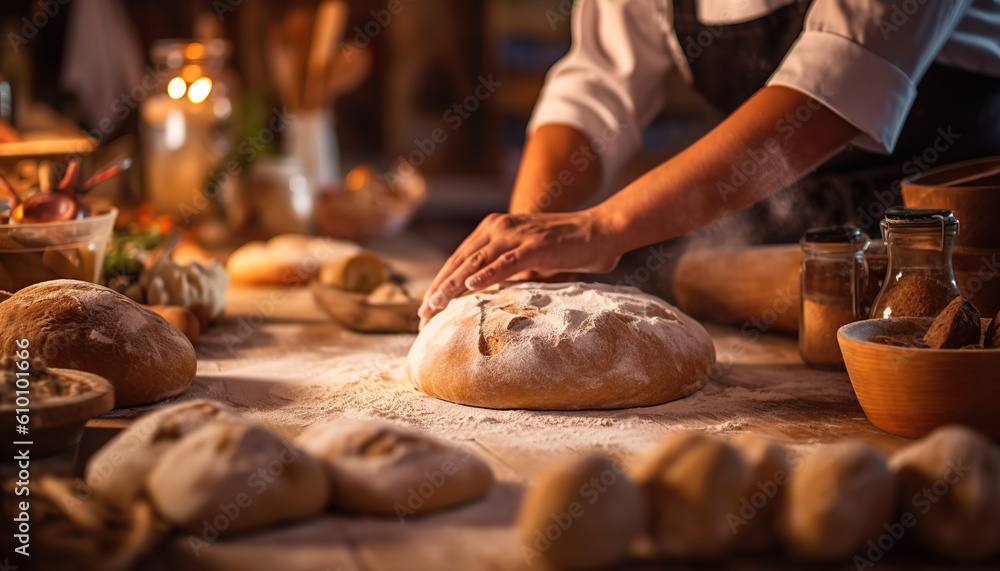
[838,318,1000,438]
[0,368,115,457]
[311,281,420,333]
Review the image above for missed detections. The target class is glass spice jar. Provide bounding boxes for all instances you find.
[870,207,961,319]
[800,226,870,368]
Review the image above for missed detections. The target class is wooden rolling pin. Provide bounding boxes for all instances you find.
[672,245,802,335]
[145,304,201,343]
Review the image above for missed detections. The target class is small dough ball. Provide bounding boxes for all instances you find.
[730,434,793,551]
[890,425,1000,560]
[518,456,643,570]
[295,419,494,516]
[320,251,388,293]
[779,442,896,560]
[85,399,240,508]
[631,431,754,559]
[367,282,411,304]
[147,420,328,535]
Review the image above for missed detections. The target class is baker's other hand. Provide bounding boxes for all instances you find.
[418,209,622,321]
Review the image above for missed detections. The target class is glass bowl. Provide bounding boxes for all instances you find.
[0,206,118,292]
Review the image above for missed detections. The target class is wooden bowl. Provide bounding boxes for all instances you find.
[311,281,420,333]
[838,318,1000,438]
[0,368,114,457]
[901,155,1000,249]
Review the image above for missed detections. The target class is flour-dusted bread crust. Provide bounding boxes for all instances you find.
[146,419,329,535]
[85,400,241,507]
[406,282,716,410]
[0,280,197,407]
[296,418,494,516]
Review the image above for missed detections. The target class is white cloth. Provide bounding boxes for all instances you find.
[60,0,145,130]
[528,0,1000,184]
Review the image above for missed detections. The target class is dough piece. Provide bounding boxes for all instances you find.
[518,456,643,570]
[319,250,388,293]
[984,311,1000,348]
[631,431,754,559]
[778,442,896,560]
[922,296,981,349]
[890,425,1000,560]
[226,234,359,285]
[146,419,328,535]
[407,282,716,410]
[0,280,196,407]
[367,282,411,304]
[85,399,240,508]
[295,419,494,516]
[730,434,792,551]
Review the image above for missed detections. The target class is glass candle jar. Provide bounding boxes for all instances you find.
[800,226,870,368]
[870,207,961,319]
[140,39,236,218]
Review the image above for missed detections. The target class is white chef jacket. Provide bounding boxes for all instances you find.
[528,0,1000,184]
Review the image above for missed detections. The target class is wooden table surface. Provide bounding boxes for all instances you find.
[68,235,992,571]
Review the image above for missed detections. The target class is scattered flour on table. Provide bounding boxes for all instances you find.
[129,328,861,462]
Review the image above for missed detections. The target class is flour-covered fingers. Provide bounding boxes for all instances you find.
[465,246,539,291]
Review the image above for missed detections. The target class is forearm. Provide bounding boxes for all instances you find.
[596,85,859,253]
[509,124,604,214]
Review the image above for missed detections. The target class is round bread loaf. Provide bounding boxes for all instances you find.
[406,282,716,410]
[0,280,197,407]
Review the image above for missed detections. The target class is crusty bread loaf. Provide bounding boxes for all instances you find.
[0,280,197,407]
[406,282,716,410]
[226,233,360,285]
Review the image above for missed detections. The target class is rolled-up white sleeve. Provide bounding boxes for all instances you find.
[527,0,674,185]
[768,0,975,154]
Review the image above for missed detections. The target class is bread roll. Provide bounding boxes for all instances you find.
[319,250,388,293]
[778,442,896,560]
[367,282,411,304]
[0,280,197,407]
[631,431,754,559]
[226,234,359,285]
[730,434,792,551]
[890,425,1000,560]
[295,419,493,517]
[407,282,716,410]
[518,456,643,570]
[146,419,328,535]
[85,400,240,508]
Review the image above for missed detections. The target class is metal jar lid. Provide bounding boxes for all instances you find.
[883,207,959,228]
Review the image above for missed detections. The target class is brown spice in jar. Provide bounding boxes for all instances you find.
[876,274,956,318]
[801,298,856,366]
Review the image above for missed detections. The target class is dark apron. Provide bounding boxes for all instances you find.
[670,0,1000,241]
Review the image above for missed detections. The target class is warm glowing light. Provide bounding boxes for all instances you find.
[882,308,892,318]
[181,64,202,83]
[164,110,186,150]
[346,165,375,191]
[167,77,187,99]
[185,43,204,60]
[187,78,212,103]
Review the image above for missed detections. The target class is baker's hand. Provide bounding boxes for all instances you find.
[418,209,622,321]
